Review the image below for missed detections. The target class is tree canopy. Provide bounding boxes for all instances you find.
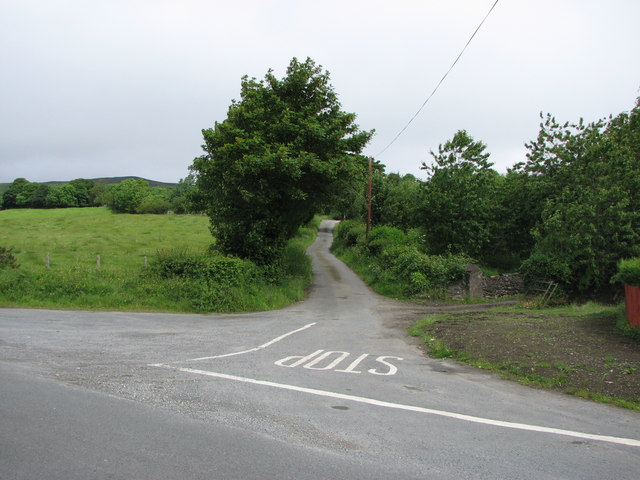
[191,57,373,264]
[517,100,640,294]
[420,130,500,258]
[1,178,100,210]
[337,96,640,299]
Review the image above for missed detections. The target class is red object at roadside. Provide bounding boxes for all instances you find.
[624,284,640,327]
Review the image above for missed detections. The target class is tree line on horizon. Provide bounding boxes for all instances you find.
[0,176,200,214]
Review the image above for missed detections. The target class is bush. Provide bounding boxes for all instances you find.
[148,249,259,286]
[333,221,366,249]
[136,196,171,214]
[0,246,19,269]
[520,252,571,288]
[379,246,468,294]
[331,220,470,297]
[366,226,408,256]
[611,258,640,287]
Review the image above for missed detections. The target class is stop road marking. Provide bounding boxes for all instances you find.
[274,350,402,375]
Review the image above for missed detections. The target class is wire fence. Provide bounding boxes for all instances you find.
[41,253,150,269]
[10,251,157,272]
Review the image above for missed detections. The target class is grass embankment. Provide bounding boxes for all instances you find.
[409,303,640,410]
[0,207,318,312]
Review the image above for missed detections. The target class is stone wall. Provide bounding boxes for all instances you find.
[482,273,524,298]
[447,265,523,300]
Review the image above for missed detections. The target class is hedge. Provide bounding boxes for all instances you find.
[612,258,640,288]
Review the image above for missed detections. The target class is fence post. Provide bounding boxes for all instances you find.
[144,256,148,268]
[46,253,50,268]
[96,254,101,269]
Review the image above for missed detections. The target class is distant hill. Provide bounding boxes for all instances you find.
[0,176,178,194]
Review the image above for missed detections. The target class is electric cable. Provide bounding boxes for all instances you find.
[375,0,500,157]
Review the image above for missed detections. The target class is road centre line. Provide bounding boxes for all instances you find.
[149,364,640,448]
[179,322,317,362]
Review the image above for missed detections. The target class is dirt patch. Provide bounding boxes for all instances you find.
[422,311,640,405]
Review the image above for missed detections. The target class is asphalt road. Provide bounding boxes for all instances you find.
[1,220,639,479]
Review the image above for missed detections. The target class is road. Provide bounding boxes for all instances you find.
[1,220,639,479]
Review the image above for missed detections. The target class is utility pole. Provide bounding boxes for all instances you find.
[366,156,373,241]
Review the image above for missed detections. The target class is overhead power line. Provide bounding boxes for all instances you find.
[375,0,500,157]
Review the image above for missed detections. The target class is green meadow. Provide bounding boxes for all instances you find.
[0,207,212,270]
[0,207,316,312]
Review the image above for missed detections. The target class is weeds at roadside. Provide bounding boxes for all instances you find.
[407,315,449,338]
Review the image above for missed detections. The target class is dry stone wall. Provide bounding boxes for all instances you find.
[447,265,523,300]
[482,273,524,298]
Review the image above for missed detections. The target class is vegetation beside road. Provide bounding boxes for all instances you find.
[0,208,319,312]
[409,303,640,410]
[338,97,640,301]
[324,96,640,410]
[330,221,471,299]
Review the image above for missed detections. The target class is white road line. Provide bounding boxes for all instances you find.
[149,364,640,448]
[180,322,317,362]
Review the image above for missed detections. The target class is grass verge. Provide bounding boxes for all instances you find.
[409,303,640,411]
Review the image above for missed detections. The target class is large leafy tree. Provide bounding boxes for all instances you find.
[16,182,49,208]
[45,184,78,208]
[106,178,150,213]
[375,173,423,231]
[169,174,201,214]
[1,178,29,209]
[68,178,97,207]
[490,169,538,261]
[420,130,500,258]
[191,57,373,264]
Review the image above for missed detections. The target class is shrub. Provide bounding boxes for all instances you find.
[332,220,470,297]
[611,258,640,287]
[149,249,259,286]
[0,246,19,269]
[520,252,571,288]
[136,196,171,214]
[379,245,469,295]
[333,221,366,249]
[366,225,408,256]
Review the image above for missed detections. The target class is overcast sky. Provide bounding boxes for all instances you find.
[1,0,639,184]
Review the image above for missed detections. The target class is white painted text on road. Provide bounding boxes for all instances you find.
[274,350,402,375]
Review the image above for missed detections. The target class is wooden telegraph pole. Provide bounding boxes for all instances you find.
[366,156,373,241]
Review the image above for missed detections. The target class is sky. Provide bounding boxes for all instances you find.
[1,0,639,184]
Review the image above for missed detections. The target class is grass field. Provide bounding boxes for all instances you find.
[0,207,212,271]
[0,208,317,312]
